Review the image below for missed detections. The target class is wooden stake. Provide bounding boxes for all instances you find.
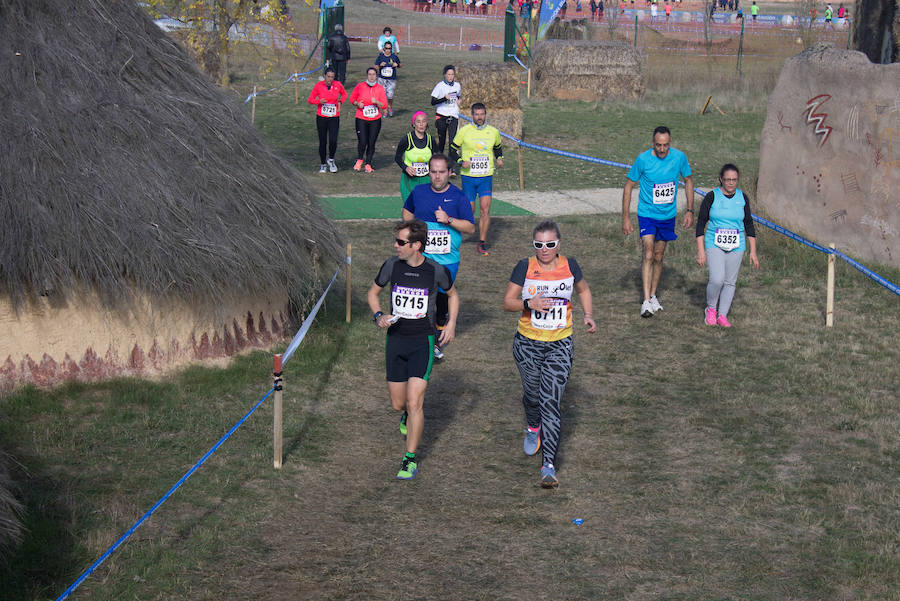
[526,68,531,99]
[294,72,299,105]
[345,243,352,323]
[273,354,283,469]
[826,243,835,327]
[518,144,525,191]
[251,85,257,124]
[700,94,726,116]
[459,26,463,50]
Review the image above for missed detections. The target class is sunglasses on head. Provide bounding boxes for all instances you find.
[395,238,411,246]
[533,240,559,249]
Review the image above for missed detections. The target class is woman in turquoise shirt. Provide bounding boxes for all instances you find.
[695,164,760,327]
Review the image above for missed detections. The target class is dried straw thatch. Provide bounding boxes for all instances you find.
[486,108,524,146]
[531,40,644,101]
[455,62,522,110]
[0,0,344,314]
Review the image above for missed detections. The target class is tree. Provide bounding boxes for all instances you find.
[145,0,308,86]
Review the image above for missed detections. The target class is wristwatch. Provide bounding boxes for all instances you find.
[373,311,383,322]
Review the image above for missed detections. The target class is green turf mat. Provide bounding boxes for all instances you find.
[318,196,533,220]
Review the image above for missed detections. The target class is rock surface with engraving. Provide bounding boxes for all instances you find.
[758,43,900,268]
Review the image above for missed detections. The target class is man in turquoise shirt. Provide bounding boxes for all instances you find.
[622,126,695,318]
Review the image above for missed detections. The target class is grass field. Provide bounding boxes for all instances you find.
[3,2,899,600]
[2,215,899,600]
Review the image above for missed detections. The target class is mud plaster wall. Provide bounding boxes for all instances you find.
[758,44,900,268]
[0,293,290,392]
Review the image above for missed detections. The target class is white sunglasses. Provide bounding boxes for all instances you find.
[533,240,559,249]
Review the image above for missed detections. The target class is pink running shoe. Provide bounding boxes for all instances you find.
[716,314,732,328]
[364,164,375,173]
[353,159,363,171]
[705,307,717,326]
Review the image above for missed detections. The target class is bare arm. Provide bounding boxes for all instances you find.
[574,279,596,333]
[439,285,459,345]
[622,178,637,235]
[366,282,394,328]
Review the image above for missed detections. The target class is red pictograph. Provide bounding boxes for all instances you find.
[804,94,833,147]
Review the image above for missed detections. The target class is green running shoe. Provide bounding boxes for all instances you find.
[396,456,418,480]
[399,411,408,436]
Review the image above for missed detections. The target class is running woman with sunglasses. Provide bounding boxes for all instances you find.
[503,220,596,488]
[695,163,759,327]
[367,219,459,480]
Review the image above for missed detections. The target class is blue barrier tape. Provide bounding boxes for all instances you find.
[458,114,632,169]
[243,65,324,104]
[460,116,898,297]
[55,260,347,599]
[506,54,529,71]
[833,250,900,296]
[282,263,342,366]
[55,387,275,601]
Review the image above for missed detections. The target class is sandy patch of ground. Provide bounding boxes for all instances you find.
[496,187,691,216]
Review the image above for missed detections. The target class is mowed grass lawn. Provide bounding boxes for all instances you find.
[3,214,899,600]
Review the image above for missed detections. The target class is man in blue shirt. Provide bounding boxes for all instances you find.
[622,126,695,318]
[402,154,475,358]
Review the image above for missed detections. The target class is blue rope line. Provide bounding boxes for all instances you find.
[506,54,530,71]
[55,259,348,599]
[55,388,275,601]
[459,116,899,296]
[243,64,325,104]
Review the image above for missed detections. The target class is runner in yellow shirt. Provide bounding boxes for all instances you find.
[449,103,503,256]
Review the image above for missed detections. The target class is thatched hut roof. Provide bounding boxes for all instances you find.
[0,0,343,312]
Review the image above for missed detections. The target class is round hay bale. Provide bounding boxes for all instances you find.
[531,40,644,101]
[456,62,521,110]
[485,108,523,146]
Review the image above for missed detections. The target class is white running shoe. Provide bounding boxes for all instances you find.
[649,295,663,313]
[641,300,654,318]
[327,158,338,173]
[318,164,327,173]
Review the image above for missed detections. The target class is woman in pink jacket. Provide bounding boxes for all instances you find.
[307,67,347,173]
[348,67,388,172]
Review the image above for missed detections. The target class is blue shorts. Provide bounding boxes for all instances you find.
[461,175,493,203]
[638,215,677,242]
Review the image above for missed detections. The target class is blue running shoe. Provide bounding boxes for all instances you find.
[524,428,541,456]
[540,463,558,488]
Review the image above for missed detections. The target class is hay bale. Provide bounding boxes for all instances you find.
[531,40,644,101]
[486,108,523,146]
[456,62,521,110]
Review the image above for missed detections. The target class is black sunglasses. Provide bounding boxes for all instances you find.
[533,240,559,249]
[395,238,411,246]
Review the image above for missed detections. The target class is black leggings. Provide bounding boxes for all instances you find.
[435,115,458,155]
[355,118,382,164]
[316,115,340,163]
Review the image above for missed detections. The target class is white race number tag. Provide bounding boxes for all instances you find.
[469,155,490,175]
[425,228,451,255]
[380,66,394,78]
[714,228,740,251]
[362,104,380,119]
[412,162,429,177]
[652,181,676,204]
[391,285,428,319]
[320,103,337,117]
[530,299,568,330]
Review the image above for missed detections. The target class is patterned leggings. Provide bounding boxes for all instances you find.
[513,333,574,467]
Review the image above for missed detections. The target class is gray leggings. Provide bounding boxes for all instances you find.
[706,246,744,317]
